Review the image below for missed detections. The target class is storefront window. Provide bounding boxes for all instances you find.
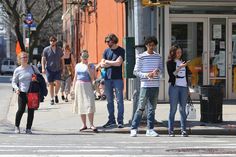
[171,22,203,92]
[170,6,236,15]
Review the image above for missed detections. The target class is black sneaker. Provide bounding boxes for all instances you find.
[65,97,68,102]
[55,95,59,103]
[25,129,32,134]
[50,99,54,105]
[181,131,188,137]
[117,123,124,128]
[103,121,116,128]
[169,131,175,137]
[61,95,65,100]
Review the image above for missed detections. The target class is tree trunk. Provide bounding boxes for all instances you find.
[15,21,25,52]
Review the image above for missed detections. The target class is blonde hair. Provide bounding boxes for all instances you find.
[17,51,28,65]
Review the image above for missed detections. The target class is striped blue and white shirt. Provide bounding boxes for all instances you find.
[133,51,163,87]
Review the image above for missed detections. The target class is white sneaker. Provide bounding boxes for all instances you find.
[146,129,159,137]
[14,127,20,134]
[130,129,137,137]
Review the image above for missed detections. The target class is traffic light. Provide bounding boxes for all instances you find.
[141,0,174,7]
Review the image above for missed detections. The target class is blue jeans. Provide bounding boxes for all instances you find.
[131,87,159,130]
[104,79,124,124]
[168,85,188,132]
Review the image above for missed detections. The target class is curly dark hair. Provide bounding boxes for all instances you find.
[144,36,158,46]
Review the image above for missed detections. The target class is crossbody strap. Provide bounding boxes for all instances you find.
[31,65,36,74]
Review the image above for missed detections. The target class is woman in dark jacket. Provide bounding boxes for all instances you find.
[166,45,191,137]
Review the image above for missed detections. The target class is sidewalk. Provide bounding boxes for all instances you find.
[6,93,236,135]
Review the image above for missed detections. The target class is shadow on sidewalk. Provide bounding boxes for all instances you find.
[162,120,236,129]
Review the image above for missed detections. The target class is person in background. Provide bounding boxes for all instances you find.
[94,63,106,100]
[101,33,125,128]
[166,45,191,137]
[72,50,98,133]
[61,44,75,102]
[12,52,40,134]
[37,61,42,73]
[41,36,64,105]
[130,36,163,137]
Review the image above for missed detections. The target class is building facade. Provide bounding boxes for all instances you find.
[63,0,236,101]
[62,0,125,64]
[126,0,236,101]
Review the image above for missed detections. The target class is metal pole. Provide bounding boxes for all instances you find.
[131,0,145,121]
[28,25,30,53]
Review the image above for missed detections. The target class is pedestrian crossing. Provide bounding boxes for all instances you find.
[0,144,236,157]
[0,135,236,156]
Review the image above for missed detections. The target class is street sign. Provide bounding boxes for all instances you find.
[26,13,33,20]
[23,22,37,29]
[24,12,33,25]
[30,23,37,31]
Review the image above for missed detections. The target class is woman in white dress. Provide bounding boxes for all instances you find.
[72,50,97,132]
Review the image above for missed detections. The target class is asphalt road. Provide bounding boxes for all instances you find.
[0,133,236,156]
[0,75,12,84]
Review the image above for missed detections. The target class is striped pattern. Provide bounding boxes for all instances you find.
[133,51,163,87]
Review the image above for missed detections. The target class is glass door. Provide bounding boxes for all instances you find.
[209,18,226,97]
[170,18,208,98]
[228,19,236,99]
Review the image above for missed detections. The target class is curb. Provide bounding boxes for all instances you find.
[96,127,236,135]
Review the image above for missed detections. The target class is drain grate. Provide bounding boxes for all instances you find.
[166,148,236,154]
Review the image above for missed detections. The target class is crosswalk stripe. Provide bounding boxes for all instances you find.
[0,154,236,157]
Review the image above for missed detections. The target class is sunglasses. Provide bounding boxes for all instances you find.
[50,40,56,42]
[21,56,28,59]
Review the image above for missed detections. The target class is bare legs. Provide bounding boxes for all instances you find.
[80,113,97,131]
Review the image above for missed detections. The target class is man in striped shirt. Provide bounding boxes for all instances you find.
[130,36,163,137]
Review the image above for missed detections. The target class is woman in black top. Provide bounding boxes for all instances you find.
[61,44,75,102]
[166,45,190,137]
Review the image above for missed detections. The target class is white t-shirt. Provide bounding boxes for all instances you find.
[175,60,187,87]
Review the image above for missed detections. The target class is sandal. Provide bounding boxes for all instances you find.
[79,126,87,131]
[90,126,98,133]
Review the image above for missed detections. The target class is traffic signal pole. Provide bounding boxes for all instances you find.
[24,12,33,62]
[131,0,146,121]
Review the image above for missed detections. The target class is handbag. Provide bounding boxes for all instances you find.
[186,95,196,119]
[27,92,39,109]
[27,67,40,109]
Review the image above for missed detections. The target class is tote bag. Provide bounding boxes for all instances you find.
[186,95,197,120]
[27,72,40,109]
[27,92,39,109]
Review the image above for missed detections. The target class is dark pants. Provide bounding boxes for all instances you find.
[15,92,35,129]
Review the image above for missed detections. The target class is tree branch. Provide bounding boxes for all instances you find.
[37,3,62,31]
[28,0,37,10]
[12,0,18,10]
